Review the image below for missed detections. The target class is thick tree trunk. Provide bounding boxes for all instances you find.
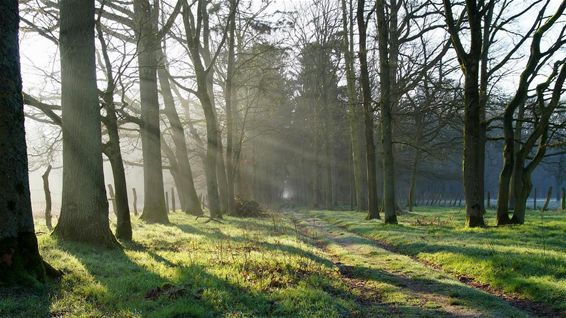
[134,0,168,224]
[42,165,53,230]
[0,0,51,284]
[54,0,119,246]
[463,67,486,227]
[376,0,398,224]
[358,0,380,220]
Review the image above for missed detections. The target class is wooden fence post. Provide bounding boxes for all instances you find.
[561,187,565,211]
[108,184,117,217]
[542,187,552,212]
[171,188,176,212]
[132,188,138,216]
[165,191,170,213]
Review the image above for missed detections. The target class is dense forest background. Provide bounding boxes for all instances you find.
[19,0,566,218]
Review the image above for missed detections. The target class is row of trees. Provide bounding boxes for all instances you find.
[2,0,565,284]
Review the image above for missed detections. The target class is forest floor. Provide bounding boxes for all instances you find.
[0,207,562,317]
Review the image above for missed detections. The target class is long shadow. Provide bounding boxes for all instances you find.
[176,217,479,316]
[397,241,565,272]
[0,232,61,318]
[0,279,59,318]
[59,239,279,317]
[60,236,460,317]
[175,222,335,268]
[308,215,565,317]
[315,238,528,317]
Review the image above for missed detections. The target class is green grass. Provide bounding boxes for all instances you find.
[307,207,566,313]
[2,208,560,317]
[0,212,359,318]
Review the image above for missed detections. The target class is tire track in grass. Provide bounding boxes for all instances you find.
[292,212,533,318]
[308,211,565,318]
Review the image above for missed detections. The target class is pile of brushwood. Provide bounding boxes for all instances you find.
[232,196,265,217]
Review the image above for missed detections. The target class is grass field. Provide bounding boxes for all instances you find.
[1,208,563,317]
[1,213,361,318]
[308,207,566,314]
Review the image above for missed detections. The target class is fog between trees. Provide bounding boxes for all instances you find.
[1,0,565,284]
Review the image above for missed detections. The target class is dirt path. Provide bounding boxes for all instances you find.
[291,212,536,318]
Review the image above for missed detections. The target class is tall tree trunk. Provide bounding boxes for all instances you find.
[134,0,168,224]
[341,0,364,212]
[224,0,237,215]
[0,0,51,284]
[357,0,380,219]
[181,1,222,218]
[509,105,525,210]
[462,66,486,227]
[54,0,119,246]
[202,2,229,217]
[157,50,202,216]
[42,165,53,230]
[99,85,132,240]
[376,0,397,224]
[443,0,486,227]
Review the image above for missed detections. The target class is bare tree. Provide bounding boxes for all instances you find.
[53,0,119,246]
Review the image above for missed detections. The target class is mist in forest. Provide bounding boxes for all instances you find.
[2,2,566,311]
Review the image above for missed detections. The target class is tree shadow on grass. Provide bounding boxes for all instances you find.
[296,217,532,317]
[0,279,59,318]
[348,263,523,316]
[61,237,390,317]
[175,223,335,268]
[59,239,277,317]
